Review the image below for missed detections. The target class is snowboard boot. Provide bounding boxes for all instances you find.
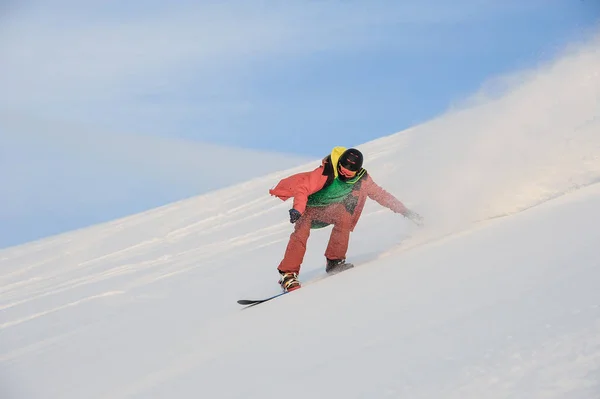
[278,271,301,292]
[326,258,354,274]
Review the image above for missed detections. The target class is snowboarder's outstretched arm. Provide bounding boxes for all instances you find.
[365,175,423,225]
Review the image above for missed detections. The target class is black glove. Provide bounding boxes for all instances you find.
[403,209,423,226]
[289,209,302,223]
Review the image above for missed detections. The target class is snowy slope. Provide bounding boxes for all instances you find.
[0,113,310,248]
[2,35,600,399]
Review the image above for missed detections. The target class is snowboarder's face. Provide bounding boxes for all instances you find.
[338,164,357,179]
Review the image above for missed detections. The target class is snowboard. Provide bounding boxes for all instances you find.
[237,263,354,309]
[237,292,288,308]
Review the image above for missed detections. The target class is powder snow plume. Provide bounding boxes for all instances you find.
[359,31,600,242]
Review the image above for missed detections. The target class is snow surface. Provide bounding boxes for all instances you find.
[0,113,310,248]
[2,35,600,399]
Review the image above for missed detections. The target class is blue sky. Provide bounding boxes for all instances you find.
[1,1,599,248]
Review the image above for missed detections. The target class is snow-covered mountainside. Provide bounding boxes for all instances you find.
[1,35,600,399]
[0,113,310,248]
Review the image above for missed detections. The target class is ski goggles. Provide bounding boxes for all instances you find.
[338,164,357,178]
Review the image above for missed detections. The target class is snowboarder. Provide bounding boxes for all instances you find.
[269,146,423,292]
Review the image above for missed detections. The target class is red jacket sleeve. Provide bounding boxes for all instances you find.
[269,166,328,214]
[365,175,407,215]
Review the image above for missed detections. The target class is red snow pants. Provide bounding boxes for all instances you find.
[277,203,352,274]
